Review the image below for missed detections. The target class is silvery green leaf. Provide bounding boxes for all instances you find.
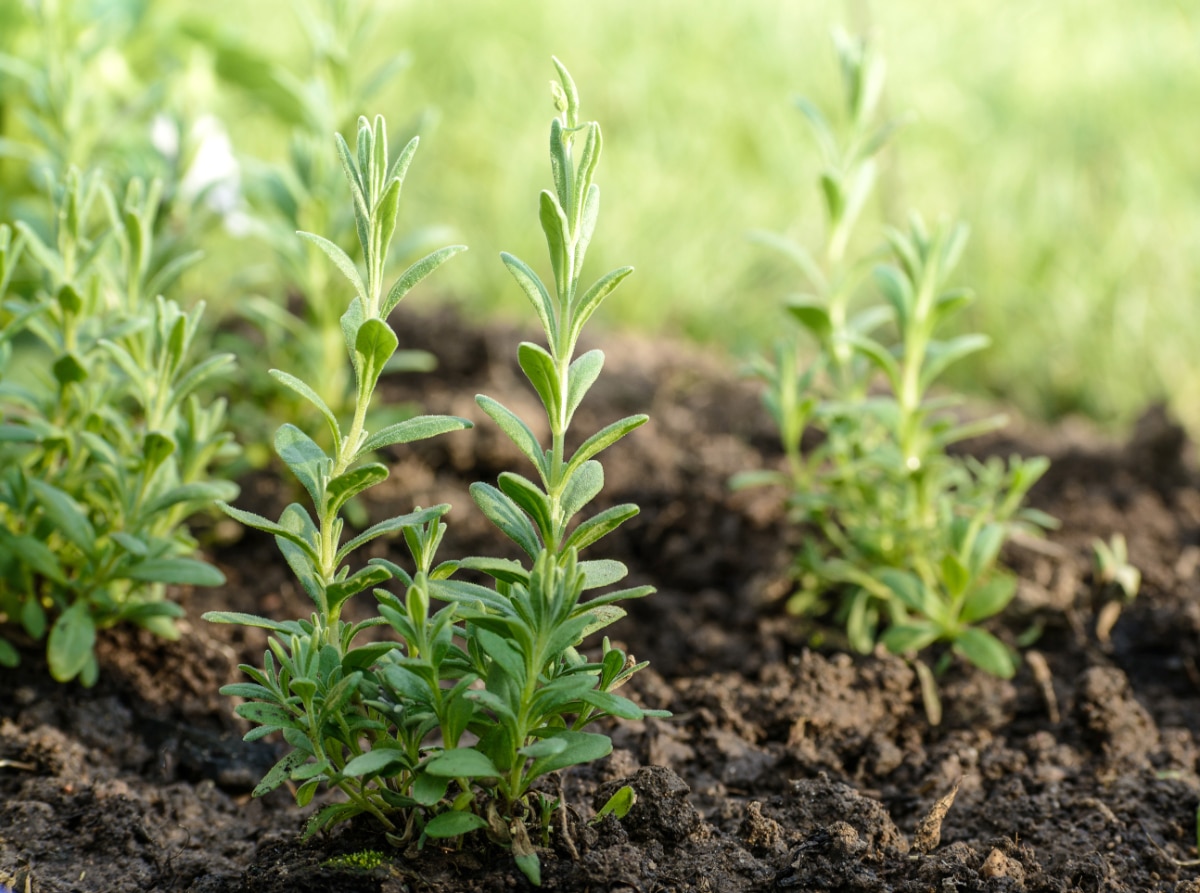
[562,503,638,553]
[270,370,341,446]
[497,472,553,542]
[298,230,366,301]
[502,252,556,344]
[539,190,570,298]
[572,266,632,343]
[469,482,541,559]
[561,460,603,519]
[326,565,392,613]
[220,502,320,564]
[476,396,546,478]
[354,317,398,397]
[527,730,610,781]
[549,117,571,215]
[335,504,450,564]
[360,414,472,454]
[342,748,408,778]
[578,559,626,590]
[564,349,603,426]
[565,414,647,477]
[275,424,330,507]
[326,463,388,516]
[517,341,562,424]
[381,245,468,319]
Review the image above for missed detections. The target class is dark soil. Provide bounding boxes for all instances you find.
[5,307,1200,892]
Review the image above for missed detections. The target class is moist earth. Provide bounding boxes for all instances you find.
[3,307,1200,892]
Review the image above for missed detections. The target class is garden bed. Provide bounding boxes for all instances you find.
[3,307,1200,892]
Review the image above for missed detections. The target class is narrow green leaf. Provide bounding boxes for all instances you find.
[578,559,627,590]
[563,503,638,553]
[47,601,96,683]
[953,628,1016,679]
[882,622,942,655]
[786,299,833,343]
[354,317,399,396]
[335,504,450,564]
[497,472,554,542]
[275,424,329,507]
[424,811,488,839]
[565,415,647,478]
[527,730,611,780]
[960,575,1017,624]
[360,414,472,454]
[204,611,307,634]
[128,557,225,587]
[326,463,388,515]
[298,230,366,301]
[572,266,632,340]
[326,565,392,612]
[561,460,603,519]
[501,252,556,344]
[381,245,468,318]
[425,747,502,779]
[270,370,340,446]
[342,748,408,778]
[564,350,604,426]
[29,479,95,555]
[469,483,542,559]
[477,396,545,477]
[539,190,570,297]
[517,341,562,424]
[218,502,320,564]
[253,750,310,797]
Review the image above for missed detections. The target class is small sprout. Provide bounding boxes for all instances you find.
[1093,533,1140,644]
[593,785,637,823]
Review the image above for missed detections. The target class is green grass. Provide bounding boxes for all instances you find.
[88,1,1200,432]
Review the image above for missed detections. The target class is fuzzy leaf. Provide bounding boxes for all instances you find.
[497,472,553,542]
[566,414,647,477]
[360,414,472,454]
[275,424,329,507]
[527,730,611,781]
[326,565,392,613]
[342,748,408,778]
[476,396,546,478]
[501,252,556,344]
[326,463,388,515]
[354,317,399,396]
[470,482,542,559]
[220,503,320,564]
[253,750,311,798]
[381,245,468,319]
[572,266,632,339]
[270,370,340,446]
[564,350,604,426]
[336,504,450,564]
[298,230,366,301]
[517,341,562,424]
[563,503,638,553]
[539,190,570,297]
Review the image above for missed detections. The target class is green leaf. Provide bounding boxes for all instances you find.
[579,559,627,589]
[578,688,644,720]
[566,415,647,477]
[275,425,330,507]
[412,771,451,806]
[469,483,541,559]
[475,627,526,687]
[953,628,1016,679]
[360,414,472,454]
[335,504,450,564]
[476,396,546,478]
[128,557,225,587]
[846,333,901,395]
[940,553,970,599]
[594,785,636,821]
[354,318,399,396]
[563,503,638,553]
[561,460,603,519]
[424,811,488,839]
[572,266,633,340]
[142,481,240,517]
[297,230,366,301]
[326,565,392,613]
[0,638,20,668]
[52,351,87,385]
[960,575,1017,624]
[497,473,553,542]
[882,622,942,655]
[269,370,340,446]
[1,532,66,584]
[326,463,388,515]
[425,748,502,779]
[539,190,570,297]
[29,479,95,555]
[527,730,611,780]
[786,298,833,342]
[878,569,943,624]
[47,601,96,683]
[253,750,311,797]
[342,748,408,778]
[381,245,468,319]
[563,350,604,426]
[204,611,306,634]
[501,252,556,345]
[920,334,990,392]
[517,341,562,424]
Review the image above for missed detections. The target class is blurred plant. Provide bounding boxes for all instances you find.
[1092,533,1140,643]
[736,30,1054,718]
[188,0,446,438]
[207,62,662,886]
[0,169,238,683]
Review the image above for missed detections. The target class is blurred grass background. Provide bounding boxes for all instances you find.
[4,0,1199,434]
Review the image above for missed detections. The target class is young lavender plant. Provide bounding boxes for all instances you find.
[0,170,237,683]
[405,58,665,883]
[739,30,1053,718]
[203,115,471,828]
